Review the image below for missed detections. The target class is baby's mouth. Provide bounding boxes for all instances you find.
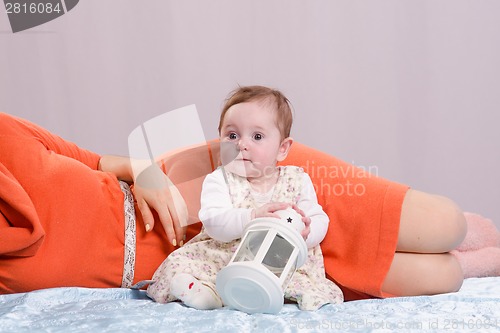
[235,156,251,162]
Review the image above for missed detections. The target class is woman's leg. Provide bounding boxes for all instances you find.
[381,189,467,296]
[396,190,467,253]
[382,252,464,296]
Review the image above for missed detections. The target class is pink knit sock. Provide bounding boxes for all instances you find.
[456,213,500,252]
[452,247,500,278]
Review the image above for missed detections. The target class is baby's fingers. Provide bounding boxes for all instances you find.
[266,202,290,216]
[291,204,306,217]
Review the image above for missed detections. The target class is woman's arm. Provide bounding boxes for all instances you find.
[98,155,134,182]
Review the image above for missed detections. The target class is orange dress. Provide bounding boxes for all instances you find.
[0,113,408,300]
[281,144,409,300]
[0,113,175,293]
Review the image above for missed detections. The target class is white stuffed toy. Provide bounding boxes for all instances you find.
[170,273,223,310]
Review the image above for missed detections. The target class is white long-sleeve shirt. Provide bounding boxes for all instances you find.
[198,168,329,248]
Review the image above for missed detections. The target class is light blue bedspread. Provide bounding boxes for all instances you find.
[1,277,499,333]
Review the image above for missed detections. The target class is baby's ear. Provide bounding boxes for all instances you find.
[277,137,293,162]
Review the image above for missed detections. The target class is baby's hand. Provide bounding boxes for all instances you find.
[251,202,290,219]
[292,204,311,240]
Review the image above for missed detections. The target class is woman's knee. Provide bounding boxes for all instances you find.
[435,196,467,251]
[437,253,464,293]
[418,253,464,295]
[383,252,464,296]
[399,190,467,253]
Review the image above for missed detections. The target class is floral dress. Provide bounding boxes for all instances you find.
[147,166,343,310]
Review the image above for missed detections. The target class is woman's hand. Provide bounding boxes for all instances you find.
[132,164,188,247]
[292,204,311,240]
[99,156,187,247]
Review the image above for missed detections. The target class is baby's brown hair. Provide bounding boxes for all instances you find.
[218,85,293,140]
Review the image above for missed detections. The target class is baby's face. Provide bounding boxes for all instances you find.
[219,101,284,180]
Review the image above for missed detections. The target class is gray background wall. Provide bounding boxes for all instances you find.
[1,0,499,228]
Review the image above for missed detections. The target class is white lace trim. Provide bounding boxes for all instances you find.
[119,181,136,288]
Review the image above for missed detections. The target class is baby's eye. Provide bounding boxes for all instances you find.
[228,133,238,140]
[253,133,263,141]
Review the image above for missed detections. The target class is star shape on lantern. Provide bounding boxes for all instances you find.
[287,217,292,223]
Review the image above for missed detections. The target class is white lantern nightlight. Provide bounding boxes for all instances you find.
[216,208,308,314]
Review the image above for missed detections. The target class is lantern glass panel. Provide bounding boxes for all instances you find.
[262,234,294,277]
[281,255,298,287]
[233,229,267,262]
